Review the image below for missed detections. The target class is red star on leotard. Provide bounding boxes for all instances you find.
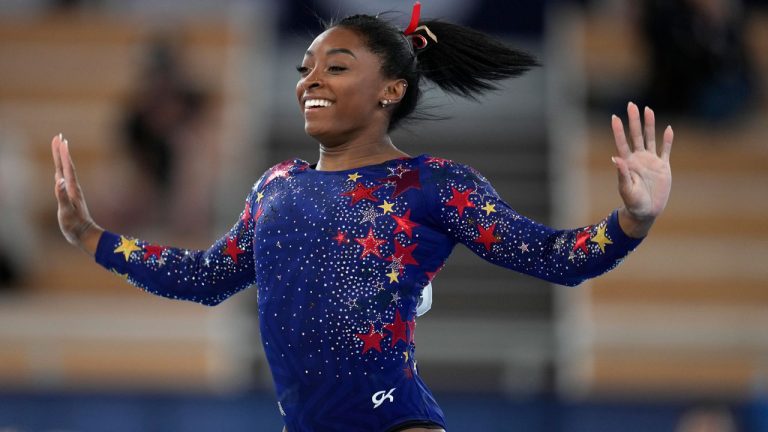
[356,323,384,354]
[403,367,413,379]
[253,205,263,223]
[224,236,245,263]
[143,244,165,261]
[341,182,382,205]
[386,238,419,270]
[425,156,451,167]
[355,227,387,259]
[240,201,251,227]
[406,319,416,344]
[425,264,444,282]
[445,186,475,218]
[333,230,348,246]
[379,169,421,199]
[573,229,591,254]
[262,160,294,187]
[391,209,420,239]
[384,310,408,347]
[474,222,501,251]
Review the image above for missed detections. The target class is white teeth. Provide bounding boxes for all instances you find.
[304,99,334,109]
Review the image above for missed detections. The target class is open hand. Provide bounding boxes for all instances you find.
[611,102,673,224]
[52,134,102,254]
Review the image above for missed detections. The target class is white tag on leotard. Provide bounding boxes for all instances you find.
[416,282,432,316]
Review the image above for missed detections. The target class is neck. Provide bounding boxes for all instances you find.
[314,134,410,171]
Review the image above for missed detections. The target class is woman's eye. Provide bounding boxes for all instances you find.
[328,66,347,73]
[296,65,310,75]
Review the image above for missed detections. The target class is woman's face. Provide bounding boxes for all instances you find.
[296,27,392,144]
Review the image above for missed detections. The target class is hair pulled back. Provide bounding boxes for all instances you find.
[327,12,539,130]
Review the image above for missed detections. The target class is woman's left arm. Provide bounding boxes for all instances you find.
[421,103,673,286]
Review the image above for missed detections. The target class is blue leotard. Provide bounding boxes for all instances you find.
[95,154,643,431]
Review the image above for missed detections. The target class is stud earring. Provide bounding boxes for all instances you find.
[380,99,391,108]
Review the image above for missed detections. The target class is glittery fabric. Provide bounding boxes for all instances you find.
[95,153,643,431]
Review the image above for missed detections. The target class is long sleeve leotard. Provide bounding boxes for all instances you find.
[94,154,643,431]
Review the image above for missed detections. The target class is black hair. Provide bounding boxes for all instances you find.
[325,13,539,131]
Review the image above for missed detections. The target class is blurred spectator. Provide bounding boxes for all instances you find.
[641,0,755,123]
[50,0,86,12]
[117,36,213,233]
[0,131,39,292]
[48,0,109,14]
[0,251,18,290]
[676,405,739,432]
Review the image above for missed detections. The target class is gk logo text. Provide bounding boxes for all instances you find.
[372,387,396,409]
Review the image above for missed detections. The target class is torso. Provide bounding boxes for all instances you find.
[251,153,450,431]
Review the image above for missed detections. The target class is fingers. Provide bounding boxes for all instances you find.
[52,133,64,182]
[59,137,80,201]
[615,103,667,154]
[661,125,674,163]
[627,102,644,152]
[611,115,631,158]
[52,134,71,207]
[644,106,656,154]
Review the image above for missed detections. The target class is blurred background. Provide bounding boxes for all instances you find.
[0,0,767,430]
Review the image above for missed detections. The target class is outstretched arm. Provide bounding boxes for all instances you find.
[52,134,258,306]
[422,105,672,286]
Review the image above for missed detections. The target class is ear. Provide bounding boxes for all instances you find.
[380,78,408,104]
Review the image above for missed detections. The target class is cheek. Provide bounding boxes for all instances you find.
[339,80,379,113]
[295,81,303,102]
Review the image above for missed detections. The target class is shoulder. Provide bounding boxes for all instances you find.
[418,154,489,184]
[419,154,457,170]
[265,158,310,176]
[251,158,310,192]
[418,155,501,205]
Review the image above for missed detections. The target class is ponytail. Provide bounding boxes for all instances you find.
[330,3,539,130]
[410,20,539,99]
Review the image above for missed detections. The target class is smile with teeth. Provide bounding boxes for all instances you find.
[304,99,335,109]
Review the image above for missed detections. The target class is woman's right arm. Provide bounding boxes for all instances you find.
[52,134,258,306]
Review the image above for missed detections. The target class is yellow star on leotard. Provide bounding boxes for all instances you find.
[114,235,141,261]
[590,224,613,253]
[378,200,395,215]
[111,269,130,282]
[386,269,400,283]
[481,202,496,216]
[256,191,264,202]
[347,172,362,182]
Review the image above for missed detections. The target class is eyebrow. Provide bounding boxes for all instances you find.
[304,48,357,59]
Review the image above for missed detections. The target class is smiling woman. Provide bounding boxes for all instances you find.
[52,2,672,432]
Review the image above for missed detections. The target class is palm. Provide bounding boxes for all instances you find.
[611,103,673,220]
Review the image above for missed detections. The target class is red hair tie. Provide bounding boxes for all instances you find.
[403,1,421,35]
[411,34,428,50]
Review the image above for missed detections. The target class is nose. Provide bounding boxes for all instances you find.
[300,68,323,91]
[301,78,321,91]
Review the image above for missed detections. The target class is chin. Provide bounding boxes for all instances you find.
[304,122,325,139]
[304,122,344,145]
[304,124,334,144]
